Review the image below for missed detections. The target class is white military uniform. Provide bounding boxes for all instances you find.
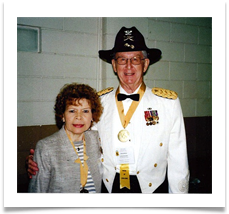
[96,83,189,193]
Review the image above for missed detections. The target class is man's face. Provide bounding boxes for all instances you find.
[111,51,149,90]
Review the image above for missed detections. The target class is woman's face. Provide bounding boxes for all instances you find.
[63,98,93,141]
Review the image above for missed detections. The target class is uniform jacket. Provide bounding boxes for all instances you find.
[96,84,189,193]
[28,126,102,193]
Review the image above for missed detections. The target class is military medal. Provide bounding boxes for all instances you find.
[144,110,159,126]
[118,129,130,142]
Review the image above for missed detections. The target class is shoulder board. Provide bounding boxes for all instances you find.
[152,87,178,100]
[97,87,114,97]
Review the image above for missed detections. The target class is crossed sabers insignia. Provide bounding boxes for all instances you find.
[124,35,134,41]
[124,30,134,41]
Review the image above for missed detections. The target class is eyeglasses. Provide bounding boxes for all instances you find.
[115,56,145,65]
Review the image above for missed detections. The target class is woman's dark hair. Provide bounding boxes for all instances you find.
[54,83,103,129]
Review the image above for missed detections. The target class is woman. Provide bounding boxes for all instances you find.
[28,83,103,193]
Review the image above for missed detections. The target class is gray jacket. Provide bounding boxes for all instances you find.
[28,126,102,193]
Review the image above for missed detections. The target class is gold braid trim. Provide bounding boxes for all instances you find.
[97,87,114,97]
[152,87,178,100]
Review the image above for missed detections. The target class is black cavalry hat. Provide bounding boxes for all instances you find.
[99,26,162,65]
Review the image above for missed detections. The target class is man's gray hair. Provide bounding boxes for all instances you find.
[142,51,148,58]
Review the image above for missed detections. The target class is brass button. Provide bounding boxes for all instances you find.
[137,171,140,174]
[160,143,163,147]
[149,183,152,187]
[106,179,109,182]
[154,163,157,167]
[101,158,104,162]
[115,167,116,170]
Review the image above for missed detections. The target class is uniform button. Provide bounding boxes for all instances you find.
[154,163,157,167]
[149,183,152,187]
[106,179,109,182]
[137,171,140,174]
[101,158,104,162]
[160,143,163,147]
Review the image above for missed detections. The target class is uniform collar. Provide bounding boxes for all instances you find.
[119,83,142,95]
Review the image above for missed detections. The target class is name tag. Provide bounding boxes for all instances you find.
[116,147,135,164]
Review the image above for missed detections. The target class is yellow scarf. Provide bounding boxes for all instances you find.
[65,130,89,188]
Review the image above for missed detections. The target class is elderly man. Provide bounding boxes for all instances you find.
[27,26,189,193]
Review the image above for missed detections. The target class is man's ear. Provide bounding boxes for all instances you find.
[143,58,150,73]
[111,59,117,73]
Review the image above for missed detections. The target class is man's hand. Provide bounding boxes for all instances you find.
[26,149,39,179]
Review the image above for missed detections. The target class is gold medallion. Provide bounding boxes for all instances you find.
[118,129,130,142]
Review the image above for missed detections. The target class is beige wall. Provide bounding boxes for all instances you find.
[17,17,212,127]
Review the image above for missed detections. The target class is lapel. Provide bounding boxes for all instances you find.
[84,131,100,191]
[136,88,161,166]
[99,89,117,166]
[58,126,78,161]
